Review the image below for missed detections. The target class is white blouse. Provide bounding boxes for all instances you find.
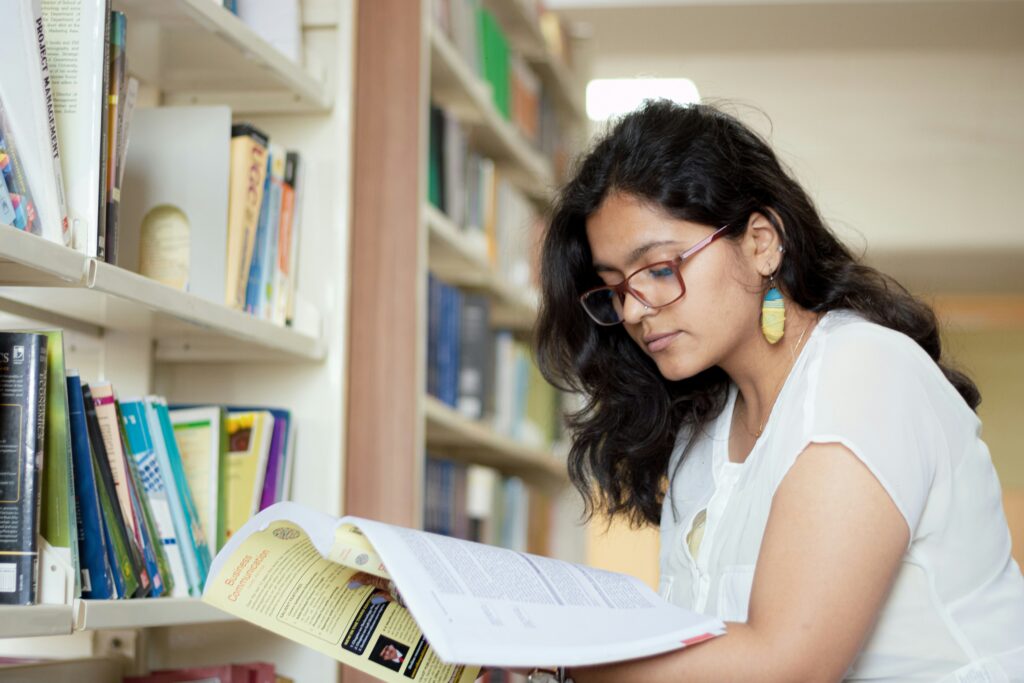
[658,310,1024,682]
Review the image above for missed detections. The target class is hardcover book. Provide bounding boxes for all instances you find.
[0,332,47,605]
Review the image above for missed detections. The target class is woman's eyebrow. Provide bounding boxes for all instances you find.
[593,239,684,272]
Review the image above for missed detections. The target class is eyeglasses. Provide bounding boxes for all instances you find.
[579,225,730,326]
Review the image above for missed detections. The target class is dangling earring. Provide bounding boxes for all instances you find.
[761,275,785,344]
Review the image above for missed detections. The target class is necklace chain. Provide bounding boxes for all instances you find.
[742,318,815,439]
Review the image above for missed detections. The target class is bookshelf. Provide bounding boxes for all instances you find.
[0,1,355,681]
[347,0,586,584]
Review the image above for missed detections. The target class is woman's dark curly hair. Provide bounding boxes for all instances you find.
[536,100,980,528]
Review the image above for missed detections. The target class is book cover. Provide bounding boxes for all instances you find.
[90,382,155,593]
[0,332,47,605]
[94,4,112,259]
[257,147,286,319]
[224,410,273,539]
[40,0,108,254]
[66,371,115,600]
[118,406,166,598]
[0,96,39,232]
[0,0,68,244]
[225,123,270,310]
[169,406,229,554]
[121,399,189,597]
[244,152,274,315]
[82,382,142,598]
[119,106,232,303]
[257,410,287,511]
[272,150,300,326]
[203,503,725,679]
[35,330,80,599]
[141,397,201,595]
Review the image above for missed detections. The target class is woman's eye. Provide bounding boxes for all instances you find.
[647,265,675,279]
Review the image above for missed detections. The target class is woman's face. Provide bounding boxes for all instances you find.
[585,192,767,380]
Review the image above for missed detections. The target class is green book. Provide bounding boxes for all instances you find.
[36,330,81,598]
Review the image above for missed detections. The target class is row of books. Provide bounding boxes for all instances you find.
[122,115,304,323]
[426,276,562,448]
[125,661,291,683]
[428,105,539,291]
[424,457,538,555]
[432,0,568,160]
[0,3,304,325]
[0,330,294,605]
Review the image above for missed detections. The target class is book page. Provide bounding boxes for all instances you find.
[204,514,478,683]
[352,518,724,668]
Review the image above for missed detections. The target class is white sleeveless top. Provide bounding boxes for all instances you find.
[658,310,1024,682]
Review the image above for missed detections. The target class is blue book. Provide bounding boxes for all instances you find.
[244,154,274,315]
[121,400,190,597]
[143,397,202,595]
[66,372,116,600]
[153,398,213,585]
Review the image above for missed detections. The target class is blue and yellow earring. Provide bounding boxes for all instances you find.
[761,247,785,344]
[761,282,785,344]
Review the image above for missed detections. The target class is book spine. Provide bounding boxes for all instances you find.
[272,151,298,326]
[225,123,270,310]
[83,383,142,597]
[244,153,273,314]
[258,416,284,511]
[115,400,163,597]
[103,10,126,264]
[66,372,115,599]
[94,3,112,259]
[121,399,188,598]
[30,2,70,244]
[0,333,47,605]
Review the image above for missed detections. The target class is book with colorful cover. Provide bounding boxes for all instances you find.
[91,382,159,596]
[121,398,189,597]
[117,401,166,597]
[224,410,274,540]
[103,10,126,264]
[204,502,725,682]
[0,332,47,604]
[143,397,209,594]
[35,330,80,600]
[244,151,274,315]
[225,123,269,310]
[82,382,142,598]
[169,406,229,554]
[66,371,116,599]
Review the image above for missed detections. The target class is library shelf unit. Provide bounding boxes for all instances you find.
[348,8,587,647]
[0,1,355,681]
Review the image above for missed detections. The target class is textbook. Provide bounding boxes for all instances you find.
[203,502,724,683]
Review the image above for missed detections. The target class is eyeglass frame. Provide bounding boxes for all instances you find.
[578,224,731,326]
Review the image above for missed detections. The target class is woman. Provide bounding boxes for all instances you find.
[530,101,1024,682]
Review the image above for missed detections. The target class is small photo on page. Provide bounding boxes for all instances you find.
[369,635,409,673]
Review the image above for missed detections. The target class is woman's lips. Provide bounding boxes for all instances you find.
[644,331,681,353]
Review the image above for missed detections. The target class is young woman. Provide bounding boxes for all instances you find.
[529,101,1024,682]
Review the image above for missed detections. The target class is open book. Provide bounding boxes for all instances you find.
[203,502,725,682]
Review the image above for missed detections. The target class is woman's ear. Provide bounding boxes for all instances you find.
[745,210,784,277]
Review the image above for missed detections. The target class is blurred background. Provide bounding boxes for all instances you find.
[555,0,1024,588]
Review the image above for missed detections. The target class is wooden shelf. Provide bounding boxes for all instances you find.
[113,0,331,113]
[482,0,586,123]
[0,604,74,638]
[424,395,567,491]
[428,26,554,204]
[425,204,537,331]
[74,598,232,631]
[0,227,325,363]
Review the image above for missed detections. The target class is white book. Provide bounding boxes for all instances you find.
[0,0,70,245]
[40,0,107,255]
[204,502,725,676]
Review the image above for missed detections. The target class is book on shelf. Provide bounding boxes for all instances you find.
[68,371,117,599]
[226,123,270,311]
[0,332,48,605]
[35,330,80,603]
[125,661,276,683]
[0,0,70,246]
[203,502,724,682]
[169,406,230,555]
[102,10,127,264]
[37,0,108,254]
[235,0,304,66]
[224,410,274,540]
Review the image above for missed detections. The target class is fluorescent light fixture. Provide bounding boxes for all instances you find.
[586,78,701,121]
